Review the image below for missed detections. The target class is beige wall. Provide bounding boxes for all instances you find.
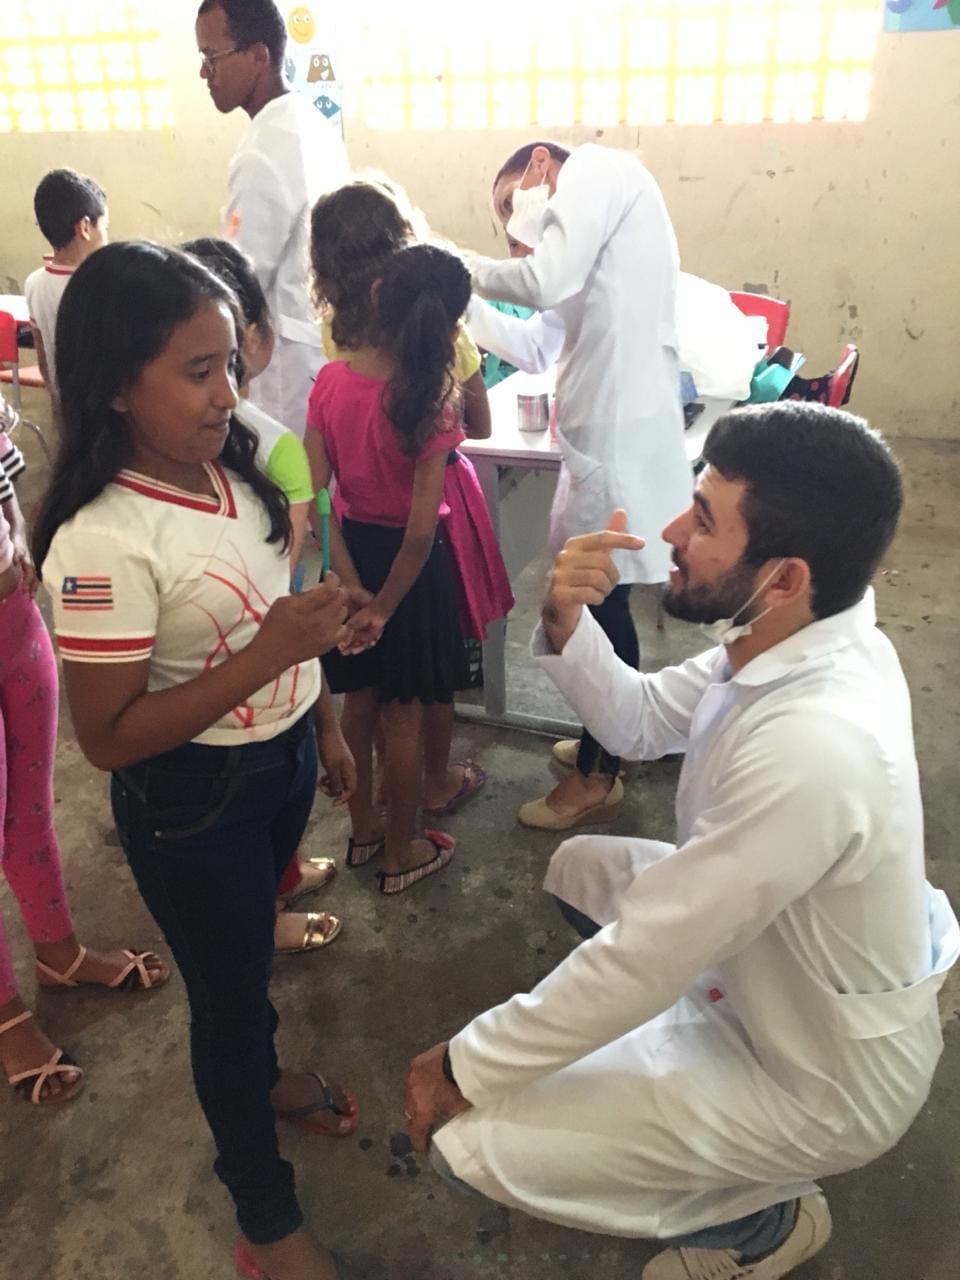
[1,9,958,439]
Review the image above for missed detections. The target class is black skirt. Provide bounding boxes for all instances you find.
[322,518,469,704]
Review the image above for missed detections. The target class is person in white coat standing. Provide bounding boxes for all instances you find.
[405,403,958,1280]
[196,0,350,435]
[467,141,692,830]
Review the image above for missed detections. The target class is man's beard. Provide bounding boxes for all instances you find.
[662,553,762,626]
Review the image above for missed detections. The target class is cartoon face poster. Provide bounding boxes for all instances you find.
[283,5,344,136]
[883,0,960,31]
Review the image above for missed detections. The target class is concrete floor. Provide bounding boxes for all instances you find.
[1,397,958,1280]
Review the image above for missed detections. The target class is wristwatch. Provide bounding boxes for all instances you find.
[442,1045,457,1087]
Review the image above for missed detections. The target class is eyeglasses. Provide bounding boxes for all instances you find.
[200,46,243,74]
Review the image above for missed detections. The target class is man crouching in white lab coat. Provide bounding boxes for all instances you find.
[405,402,959,1280]
[196,0,350,435]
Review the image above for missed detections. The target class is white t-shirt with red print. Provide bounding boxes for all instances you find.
[44,463,320,746]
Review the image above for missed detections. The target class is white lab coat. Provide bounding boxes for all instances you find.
[436,591,958,1237]
[223,92,350,435]
[469,145,691,585]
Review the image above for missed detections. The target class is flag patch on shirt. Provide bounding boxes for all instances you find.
[61,576,113,611]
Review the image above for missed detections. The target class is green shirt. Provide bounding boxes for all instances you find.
[236,398,313,505]
[481,299,535,389]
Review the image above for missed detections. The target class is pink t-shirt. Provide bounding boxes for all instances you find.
[307,362,465,528]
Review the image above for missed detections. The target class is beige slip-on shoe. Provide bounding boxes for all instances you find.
[552,738,580,768]
[552,738,627,776]
[518,777,625,831]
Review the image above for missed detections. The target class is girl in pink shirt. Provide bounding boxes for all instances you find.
[310,179,512,824]
[305,244,471,894]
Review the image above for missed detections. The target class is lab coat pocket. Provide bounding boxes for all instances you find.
[560,441,607,534]
[818,889,959,1041]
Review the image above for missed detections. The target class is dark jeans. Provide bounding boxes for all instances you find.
[577,584,640,779]
[111,714,318,1245]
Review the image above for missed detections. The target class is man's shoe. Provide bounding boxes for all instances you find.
[642,1194,832,1280]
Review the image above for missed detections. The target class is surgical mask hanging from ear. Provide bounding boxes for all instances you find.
[699,560,787,646]
[505,168,550,249]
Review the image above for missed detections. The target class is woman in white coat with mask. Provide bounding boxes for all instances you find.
[466,141,692,830]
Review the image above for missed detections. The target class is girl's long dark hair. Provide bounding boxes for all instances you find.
[376,244,471,457]
[181,236,271,337]
[33,241,290,574]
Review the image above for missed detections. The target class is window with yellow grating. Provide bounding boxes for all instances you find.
[0,0,171,134]
[358,0,879,130]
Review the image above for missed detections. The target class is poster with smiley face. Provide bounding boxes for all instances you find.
[284,5,344,137]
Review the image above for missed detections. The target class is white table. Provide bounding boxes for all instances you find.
[458,370,733,737]
[0,294,29,324]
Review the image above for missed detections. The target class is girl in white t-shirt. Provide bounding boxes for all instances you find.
[33,242,355,1280]
[181,237,356,948]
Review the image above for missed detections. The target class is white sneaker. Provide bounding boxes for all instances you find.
[642,1194,832,1280]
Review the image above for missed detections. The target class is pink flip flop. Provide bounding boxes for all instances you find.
[234,1243,267,1280]
[234,1242,346,1279]
[422,761,487,817]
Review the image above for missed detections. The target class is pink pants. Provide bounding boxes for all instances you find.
[0,586,73,1003]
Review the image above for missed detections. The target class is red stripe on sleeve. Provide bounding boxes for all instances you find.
[56,634,155,654]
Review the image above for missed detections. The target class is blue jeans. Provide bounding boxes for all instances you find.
[434,1141,796,1260]
[680,371,699,405]
[552,896,797,1258]
[111,714,318,1244]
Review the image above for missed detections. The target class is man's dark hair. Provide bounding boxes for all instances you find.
[33,169,107,251]
[197,0,287,68]
[703,402,903,620]
[494,141,571,187]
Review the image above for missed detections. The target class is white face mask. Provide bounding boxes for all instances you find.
[505,166,550,249]
[699,560,787,647]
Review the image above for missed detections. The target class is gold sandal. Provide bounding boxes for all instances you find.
[274,912,342,956]
[1,1010,84,1107]
[36,944,169,992]
[277,856,337,908]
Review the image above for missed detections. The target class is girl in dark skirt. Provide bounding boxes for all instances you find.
[304,242,471,895]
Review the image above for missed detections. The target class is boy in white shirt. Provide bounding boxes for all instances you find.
[24,169,109,399]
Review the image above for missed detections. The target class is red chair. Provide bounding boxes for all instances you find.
[0,311,45,402]
[730,291,791,355]
[0,311,51,462]
[827,343,859,408]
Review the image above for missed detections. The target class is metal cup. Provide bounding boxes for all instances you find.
[517,392,550,433]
